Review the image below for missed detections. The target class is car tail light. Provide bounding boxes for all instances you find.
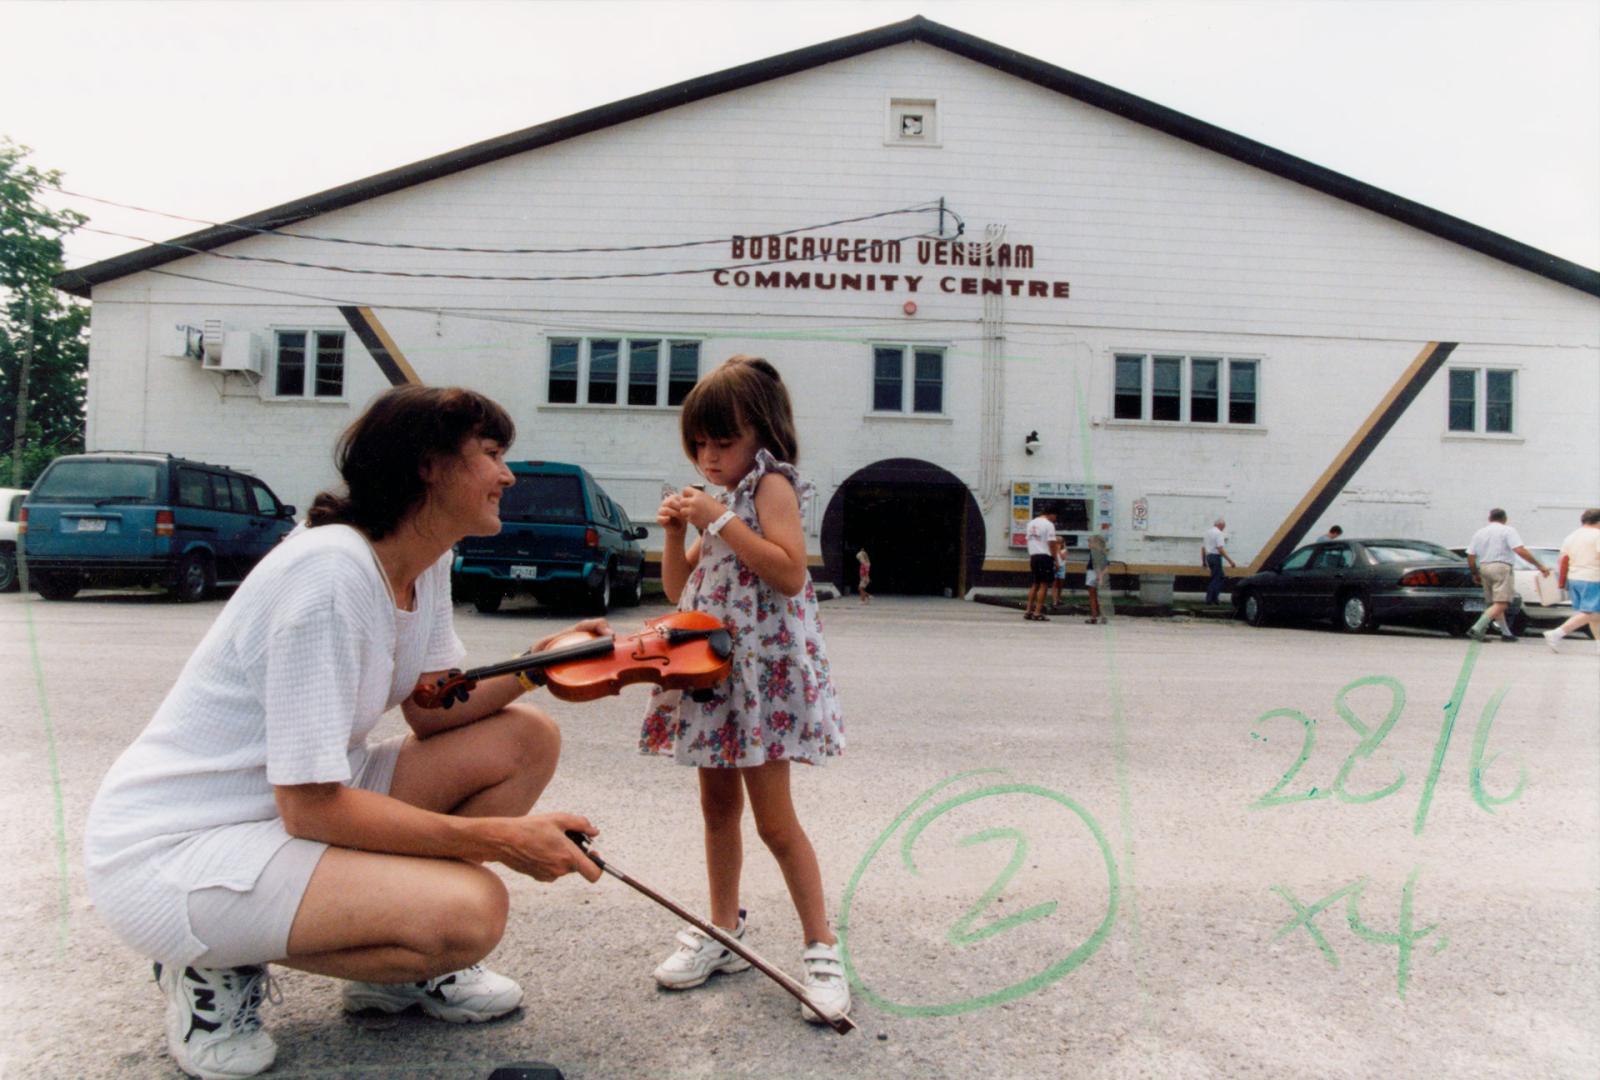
[156,510,175,537]
[585,527,599,548]
[16,508,25,535]
[1400,569,1442,587]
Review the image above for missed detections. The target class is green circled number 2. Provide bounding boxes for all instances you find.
[936,828,1059,946]
[838,772,1119,1018]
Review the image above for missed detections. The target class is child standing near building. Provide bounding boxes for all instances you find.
[856,547,872,603]
[641,355,848,1023]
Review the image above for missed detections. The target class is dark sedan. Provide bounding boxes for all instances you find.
[1231,538,1524,636]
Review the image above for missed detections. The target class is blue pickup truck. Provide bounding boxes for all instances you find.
[455,461,648,614]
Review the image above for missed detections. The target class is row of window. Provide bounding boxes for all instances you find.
[1114,352,1258,425]
[548,338,701,407]
[264,331,1516,435]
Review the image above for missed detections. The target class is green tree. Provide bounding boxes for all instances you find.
[1,138,89,486]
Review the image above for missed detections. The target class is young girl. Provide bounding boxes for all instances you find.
[640,355,848,1023]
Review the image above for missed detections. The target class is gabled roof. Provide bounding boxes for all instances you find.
[55,15,1600,298]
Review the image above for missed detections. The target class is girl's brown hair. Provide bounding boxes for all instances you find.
[308,385,514,539]
[678,355,799,465]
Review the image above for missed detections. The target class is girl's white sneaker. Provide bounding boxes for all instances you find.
[799,941,851,1024]
[653,910,751,989]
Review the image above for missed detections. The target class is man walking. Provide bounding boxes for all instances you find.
[1024,509,1059,621]
[1201,517,1235,605]
[1465,508,1548,642]
[1544,507,1600,654]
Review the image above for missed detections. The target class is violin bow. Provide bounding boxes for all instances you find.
[565,831,855,1034]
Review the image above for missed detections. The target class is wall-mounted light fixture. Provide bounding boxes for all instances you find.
[1024,430,1042,455]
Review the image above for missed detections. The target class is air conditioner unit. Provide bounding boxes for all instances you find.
[200,319,227,365]
[204,330,265,374]
[165,324,206,360]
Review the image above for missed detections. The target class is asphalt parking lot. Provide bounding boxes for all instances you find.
[4,591,1597,1079]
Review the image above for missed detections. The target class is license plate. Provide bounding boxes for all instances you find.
[1463,598,1485,612]
[77,518,107,533]
[510,565,538,580]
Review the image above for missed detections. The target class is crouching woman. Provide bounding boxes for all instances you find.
[85,386,601,1080]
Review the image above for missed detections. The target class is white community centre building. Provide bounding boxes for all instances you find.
[57,16,1600,598]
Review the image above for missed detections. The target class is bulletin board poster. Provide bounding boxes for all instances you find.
[1009,480,1114,548]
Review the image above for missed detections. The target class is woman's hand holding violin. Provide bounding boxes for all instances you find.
[531,618,611,654]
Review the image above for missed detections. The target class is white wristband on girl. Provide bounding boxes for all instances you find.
[704,510,736,536]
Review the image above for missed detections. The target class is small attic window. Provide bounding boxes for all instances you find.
[887,97,939,147]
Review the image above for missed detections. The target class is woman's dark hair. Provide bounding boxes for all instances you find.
[678,355,799,465]
[308,385,514,539]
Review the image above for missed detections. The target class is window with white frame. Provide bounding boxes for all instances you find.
[1447,367,1515,434]
[872,345,945,414]
[1113,352,1258,425]
[272,330,345,399]
[547,337,701,407]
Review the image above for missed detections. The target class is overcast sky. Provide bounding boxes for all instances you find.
[5,0,1597,274]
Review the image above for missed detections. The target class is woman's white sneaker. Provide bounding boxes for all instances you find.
[155,962,278,1080]
[652,910,751,989]
[341,963,523,1023]
[799,941,851,1024]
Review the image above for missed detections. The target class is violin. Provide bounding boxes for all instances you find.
[411,611,732,709]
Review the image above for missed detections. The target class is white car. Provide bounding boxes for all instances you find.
[0,487,27,592]
[1452,544,1569,608]
[1514,546,1569,607]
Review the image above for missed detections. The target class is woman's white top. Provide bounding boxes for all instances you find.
[83,523,465,964]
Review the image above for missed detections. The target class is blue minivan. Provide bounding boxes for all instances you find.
[455,461,648,614]
[20,452,296,602]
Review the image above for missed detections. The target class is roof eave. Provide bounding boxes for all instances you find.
[53,14,1600,299]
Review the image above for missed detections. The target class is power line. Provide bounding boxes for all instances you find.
[78,220,958,283]
[46,187,948,255]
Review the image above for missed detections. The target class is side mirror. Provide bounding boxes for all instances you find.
[279,504,297,519]
[630,526,649,541]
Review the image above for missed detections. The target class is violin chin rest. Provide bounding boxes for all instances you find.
[708,630,732,659]
[689,687,717,703]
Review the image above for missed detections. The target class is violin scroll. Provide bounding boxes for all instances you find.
[412,670,478,710]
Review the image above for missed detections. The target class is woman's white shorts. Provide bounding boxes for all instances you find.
[184,735,406,968]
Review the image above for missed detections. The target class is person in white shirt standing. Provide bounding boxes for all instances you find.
[85,386,605,1080]
[1201,518,1236,605]
[1465,507,1549,642]
[1023,510,1059,621]
[1544,507,1600,653]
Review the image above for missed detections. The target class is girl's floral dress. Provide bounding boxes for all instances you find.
[640,450,844,768]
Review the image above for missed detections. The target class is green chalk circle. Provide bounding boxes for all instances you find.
[838,773,1119,1018]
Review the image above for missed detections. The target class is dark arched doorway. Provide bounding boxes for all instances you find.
[820,459,985,597]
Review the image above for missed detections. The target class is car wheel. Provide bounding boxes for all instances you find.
[171,552,215,603]
[620,566,644,607]
[1446,619,1471,638]
[0,546,16,593]
[33,570,80,601]
[1241,590,1268,627]
[585,567,613,615]
[473,585,504,614]
[1338,590,1376,633]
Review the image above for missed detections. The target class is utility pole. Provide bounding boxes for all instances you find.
[11,294,32,486]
